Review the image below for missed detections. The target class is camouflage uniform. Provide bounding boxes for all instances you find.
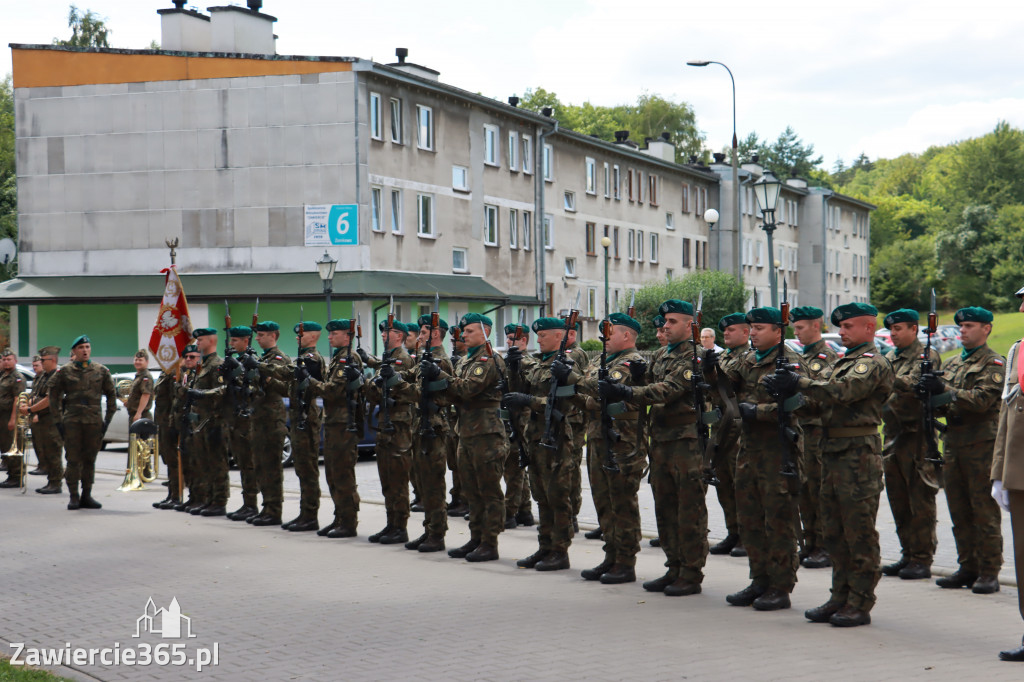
[444,345,508,547]
[723,344,805,594]
[153,371,181,501]
[364,345,417,533]
[799,339,840,555]
[48,360,116,496]
[566,342,590,520]
[881,339,941,567]
[577,348,646,568]
[503,403,531,520]
[171,368,197,504]
[448,349,466,509]
[0,366,23,453]
[29,368,63,489]
[222,368,257,514]
[252,346,291,520]
[796,342,894,613]
[937,344,1005,577]
[409,346,454,539]
[290,348,327,522]
[309,345,364,531]
[125,368,154,421]
[190,352,229,508]
[631,342,709,586]
[713,344,750,539]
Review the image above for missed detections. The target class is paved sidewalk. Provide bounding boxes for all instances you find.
[1,460,1022,681]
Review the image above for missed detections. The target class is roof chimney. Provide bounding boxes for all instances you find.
[642,133,676,162]
[387,47,440,81]
[247,0,263,10]
[660,132,671,141]
[741,155,764,177]
[713,153,726,164]
[208,4,277,54]
[541,107,553,117]
[172,0,186,7]
[395,47,408,64]
[614,130,629,143]
[508,96,519,108]
[159,3,211,52]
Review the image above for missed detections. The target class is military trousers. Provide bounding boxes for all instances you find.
[446,429,462,504]
[291,419,321,519]
[736,435,800,592]
[568,417,586,518]
[799,424,826,551]
[0,415,14,454]
[587,438,644,567]
[649,438,708,583]
[252,416,286,518]
[31,416,64,488]
[504,442,530,518]
[882,427,938,564]
[527,434,576,553]
[376,421,413,529]
[323,423,360,528]
[458,432,507,546]
[158,424,183,501]
[713,422,741,536]
[944,440,1003,574]
[227,416,257,509]
[413,429,449,537]
[821,437,882,612]
[1010,490,1024,623]
[63,421,102,491]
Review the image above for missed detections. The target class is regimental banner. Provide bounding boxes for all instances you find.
[148,267,194,373]
[304,204,359,246]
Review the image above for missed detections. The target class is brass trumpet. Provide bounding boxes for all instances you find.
[118,418,159,492]
[5,391,32,494]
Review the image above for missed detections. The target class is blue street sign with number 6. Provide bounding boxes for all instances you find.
[328,204,358,245]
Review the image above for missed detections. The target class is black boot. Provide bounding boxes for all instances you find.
[581,560,613,581]
[67,484,81,510]
[79,487,102,509]
[709,533,739,555]
[448,539,480,558]
[599,564,637,585]
[515,509,535,526]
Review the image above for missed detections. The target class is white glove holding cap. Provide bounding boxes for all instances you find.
[991,480,1010,512]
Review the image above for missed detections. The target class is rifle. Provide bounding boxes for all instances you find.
[691,291,720,486]
[224,299,233,358]
[500,309,530,468]
[921,288,945,466]
[296,306,310,431]
[419,294,440,444]
[378,296,396,433]
[598,318,621,473]
[540,294,580,450]
[345,316,360,433]
[774,279,800,487]
[235,298,260,417]
[450,322,463,367]
[179,366,197,498]
[219,298,248,417]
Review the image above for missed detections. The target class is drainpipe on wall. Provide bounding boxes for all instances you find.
[535,119,558,315]
[821,189,834,311]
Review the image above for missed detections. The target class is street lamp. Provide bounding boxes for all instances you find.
[600,236,612,318]
[687,60,740,278]
[752,171,783,307]
[703,208,720,270]
[315,250,338,319]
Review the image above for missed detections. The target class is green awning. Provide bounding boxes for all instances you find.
[0,271,537,305]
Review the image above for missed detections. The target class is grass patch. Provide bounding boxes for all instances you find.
[937,309,1024,363]
[0,658,74,682]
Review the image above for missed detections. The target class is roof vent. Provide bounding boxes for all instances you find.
[387,47,440,81]
[508,96,519,107]
[541,107,553,117]
[713,152,726,163]
[246,0,263,11]
[661,132,671,141]
[614,130,629,143]
[395,47,408,64]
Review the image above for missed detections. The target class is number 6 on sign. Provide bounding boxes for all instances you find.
[328,204,358,244]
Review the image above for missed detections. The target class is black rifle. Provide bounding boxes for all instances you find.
[691,292,719,486]
[774,280,800,488]
[378,302,396,433]
[179,368,197,485]
[345,317,361,433]
[598,318,621,473]
[920,288,945,466]
[295,309,311,431]
[499,312,529,468]
[419,303,440,446]
[540,307,579,450]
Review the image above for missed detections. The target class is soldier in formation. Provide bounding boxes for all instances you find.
[286,321,326,532]
[22,346,63,494]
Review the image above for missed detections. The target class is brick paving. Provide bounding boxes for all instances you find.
[0,448,1019,681]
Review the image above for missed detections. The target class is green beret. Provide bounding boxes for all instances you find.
[71,335,90,348]
[830,302,878,327]
[746,307,782,325]
[883,309,920,329]
[417,314,449,331]
[790,306,824,322]
[532,317,566,332]
[180,344,199,357]
[607,312,641,333]
[504,323,530,336]
[574,320,583,334]
[228,325,253,338]
[954,306,993,324]
[293,321,322,333]
[461,313,494,329]
[192,328,217,338]
[378,319,404,332]
[325,319,352,332]
[717,313,748,331]
[254,321,279,333]
[658,299,694,317]
[653,315,665,329]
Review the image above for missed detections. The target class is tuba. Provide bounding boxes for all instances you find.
[6,391,31,494]
[115,378,133,406]
[118,418,160,492]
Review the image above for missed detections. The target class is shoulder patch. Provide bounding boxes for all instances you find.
[863,353,874,358]
[481,356,490,361]
[993,372,1004,383]
[275,355,283,360]
[395,360,403,365]
[472,366,484,376]
[818,353,827,359]
[683,369,693,380]
[810,361,823,372]
[993,359,1005,366]
[610,370,623,381]
[855,363,869,374]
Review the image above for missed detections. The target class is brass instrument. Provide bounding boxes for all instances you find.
[6,392,32,494]
[115,378,133,405]
[118,418,159,492]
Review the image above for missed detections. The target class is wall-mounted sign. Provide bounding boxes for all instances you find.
[305,204,358,246]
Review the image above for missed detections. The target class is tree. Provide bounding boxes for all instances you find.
[870,236,938,311]
[735,126,823,181]
[934,205,996,306]
[977,204,1024,311]
[866,194,944,251]
[53,5,111,48]
[623,271,748,349]
[0,76,15,244]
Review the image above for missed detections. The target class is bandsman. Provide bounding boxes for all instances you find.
[22,346,63,495]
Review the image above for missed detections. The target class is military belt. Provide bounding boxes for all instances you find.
[825,425,877,438]
[652,412,697,427]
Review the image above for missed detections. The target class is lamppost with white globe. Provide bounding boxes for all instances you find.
[703,208,720,270]
[316,250,338,319]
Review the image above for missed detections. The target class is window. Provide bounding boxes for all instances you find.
[648,174,659,206]
[417,194,434,237]
[603,162,610,198]
[638,170,644,204]
[452,165,469,191]
[522,135,533,174]
[543,214,553,250]
[564,257,577,278]
[483,204,499,246]
[452,247,468,273]
[390,190,402,234]
[682,237,691,267]
[585,222,596,256]
[508,131,519,171]
[681,183,691,212]
[587,288,597,318]
[613,289,620,311]
[627,169,635,202]
[522,211,532,250]
[369,92,382,140]
[666,269,674,280]
[509,209,519,249]
[613,226,620,259]
[416,105,433,150]
[613,165,621,200]
[792,202,798,226]
[637,230,644,262]
[484,124,499,166]
[650,233,659,263]
[371,187,382,232]
[543,144,553,181]
[852,254,858,277]
[563,191,576,212]
[585,157,597,194]
[389,98,402,143]
[627,228,635,260]
[696,186,707,216]
[666,212,674,230]
[755,239,764,267]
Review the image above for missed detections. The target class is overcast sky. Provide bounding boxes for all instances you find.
[4,0,1023,168]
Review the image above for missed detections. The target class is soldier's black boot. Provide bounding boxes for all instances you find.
[801,548,832,569]
[752,588,791,611]
[287,517,318,531]
[200,504,227,517]
[368,525,393,543]
[726,582,766,606]
[448,538,480,559]
[535,551,570,571]
[805,600,844,623]
[67,484,81,510]
[465,542,499,562]
[581,559,613,581]
[0,457,21,488]
[649,537,661,547]
[317,521,339,536]
[281,515,303,530]
[881,557,908,576]
[664,577,702,596]
[504,515,518,529]
[936,569,978,589]
[379,526,409,544]
[999,639,1024,662]
[600,564,637,585]
[153,494,172,509]
[405,533,427,550]
[36,483,62,495]
[709,533,739,555]
[729,541,747,557]
[972,575,1000,594]
[447,501,469,517]
[584,528,603,540]
[79,487,102,509]
[642,570,677,593]
[326,524,357,539]
[228,505,258,521]
[515,509,535,526]
[829,604,871,627]
[898,562,931,580]
[417,535,446,552]
[516,548,549,569]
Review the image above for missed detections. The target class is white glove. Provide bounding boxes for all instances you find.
[991,480,1010,512]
